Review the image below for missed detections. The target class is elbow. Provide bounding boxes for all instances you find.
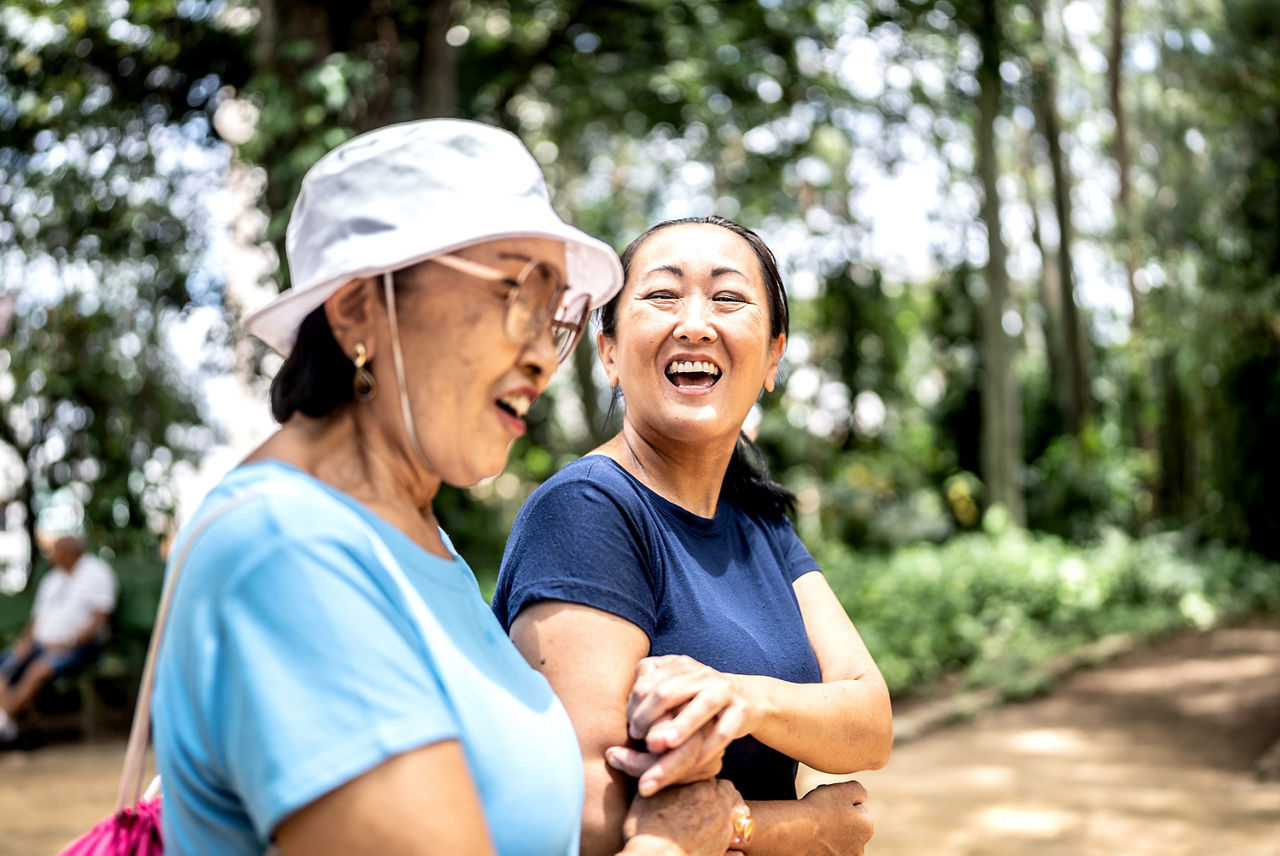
[853,690,896,772]
[865,720,894,771]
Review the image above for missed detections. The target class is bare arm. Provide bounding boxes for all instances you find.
[274,740,497,855]
[510,601,653,856]
[275,737,743,856]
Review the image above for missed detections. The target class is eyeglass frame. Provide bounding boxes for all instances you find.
[427,252,589,364]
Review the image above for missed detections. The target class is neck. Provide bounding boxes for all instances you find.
[246,406,448,556]
[596,420,736,518]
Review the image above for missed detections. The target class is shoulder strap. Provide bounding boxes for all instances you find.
[115,484,293,812]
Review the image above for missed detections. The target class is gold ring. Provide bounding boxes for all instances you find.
[732,810,754,842]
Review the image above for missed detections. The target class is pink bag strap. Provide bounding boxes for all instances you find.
[116,486,288,813]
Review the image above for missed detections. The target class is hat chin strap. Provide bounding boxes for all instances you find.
[383,271,434,474]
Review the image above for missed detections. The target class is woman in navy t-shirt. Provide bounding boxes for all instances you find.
[494,217,892,856]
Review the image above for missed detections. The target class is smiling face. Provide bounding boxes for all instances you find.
[599,222,785,451]
[376,236,568,487]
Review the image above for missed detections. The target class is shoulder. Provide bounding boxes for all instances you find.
[176,463,380,589]
[515,456,645,523]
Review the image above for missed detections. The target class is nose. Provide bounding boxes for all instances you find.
[519,321,560,383]
[673,294,717,342]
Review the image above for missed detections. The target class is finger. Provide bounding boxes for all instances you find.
[629,684,700,740]
[635,734,715,796]
[629,706,676,742]
[844,780,869,803]
[632,672,731,744]
[645,687,734,753]
[604,745,660,778]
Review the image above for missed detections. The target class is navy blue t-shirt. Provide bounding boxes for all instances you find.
[492,455,821,800]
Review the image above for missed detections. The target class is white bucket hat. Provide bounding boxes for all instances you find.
[242,119,624,355]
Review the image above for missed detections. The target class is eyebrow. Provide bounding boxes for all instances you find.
[642,264,748,280]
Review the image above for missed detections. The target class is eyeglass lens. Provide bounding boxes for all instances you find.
[507,260,587,362]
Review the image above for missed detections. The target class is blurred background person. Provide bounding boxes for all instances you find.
[0,531,117,745]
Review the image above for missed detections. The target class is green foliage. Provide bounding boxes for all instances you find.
[821,529,1280,698]
[0,0,251,576]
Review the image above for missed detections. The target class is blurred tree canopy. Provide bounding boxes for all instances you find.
[2,0,1278,595]
[0,0,250,583]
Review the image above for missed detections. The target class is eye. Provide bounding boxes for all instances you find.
[714,291,748,303]
[642,289,679,301]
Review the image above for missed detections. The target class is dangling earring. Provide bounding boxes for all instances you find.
[352,342,376,401]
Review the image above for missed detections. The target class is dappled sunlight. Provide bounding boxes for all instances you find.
[975,805,1077,838]
[963,764,1018,787]
[1092,654,1279,694]
[1007,727,1090,756]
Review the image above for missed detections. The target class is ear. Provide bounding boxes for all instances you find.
[597,330,620,388]
[324,278,380,359]
[762,333,785,393]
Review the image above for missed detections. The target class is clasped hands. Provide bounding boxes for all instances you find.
[605,654,749,798]
[610,655,754,854]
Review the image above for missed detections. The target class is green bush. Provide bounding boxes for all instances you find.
[819,528,1280,699]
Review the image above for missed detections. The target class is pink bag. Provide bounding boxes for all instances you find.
[58,795,163,855]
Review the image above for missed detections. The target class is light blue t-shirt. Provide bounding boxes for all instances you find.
[152,461,583,854]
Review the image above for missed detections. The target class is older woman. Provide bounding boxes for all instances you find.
[151,124,747,855]
[494,217,892,855]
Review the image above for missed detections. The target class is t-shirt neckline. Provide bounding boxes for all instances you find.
[583,454,731,536]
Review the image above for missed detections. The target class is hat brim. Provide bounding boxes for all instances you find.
[243,219,622,355]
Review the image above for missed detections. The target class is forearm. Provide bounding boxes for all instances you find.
[737,781,873,856]
[733,675,892,774]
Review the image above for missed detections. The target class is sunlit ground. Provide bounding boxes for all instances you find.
[801,622,1280,855]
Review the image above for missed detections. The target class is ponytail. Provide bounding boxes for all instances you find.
[721,432,797,519]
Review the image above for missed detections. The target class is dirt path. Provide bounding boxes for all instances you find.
[2,619,1278,855]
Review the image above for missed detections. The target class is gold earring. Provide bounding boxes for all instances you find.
[352,343,376,401]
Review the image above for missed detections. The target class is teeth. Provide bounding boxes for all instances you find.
[498,393,531,418]
[666,360,721,376]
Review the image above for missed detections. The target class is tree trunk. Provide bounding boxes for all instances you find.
[1030,0,1090,435]
[415,0,458,118]
[1019,151,1065,431]
[975,0,1025,526]
[1155,351,1187,521]
[1108,0,1140,329]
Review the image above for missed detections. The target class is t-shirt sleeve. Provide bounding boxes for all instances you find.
[206,530,458,840]
[496,476,659,640]
[771,515,820,582]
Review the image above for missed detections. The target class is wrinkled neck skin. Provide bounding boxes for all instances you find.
[594,418,736,520]
[246,403,449,558]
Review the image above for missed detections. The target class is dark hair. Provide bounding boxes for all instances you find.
[601,216,796,519]
[269,272,410,423]
[269,305,356,422]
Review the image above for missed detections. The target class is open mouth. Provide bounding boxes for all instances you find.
[496,391,532,419]
[665,359,721,390]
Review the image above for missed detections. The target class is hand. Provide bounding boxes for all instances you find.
[616,656,750,795]
[624,779,751,856]
[799,781,874,856]
[605,708,724,796]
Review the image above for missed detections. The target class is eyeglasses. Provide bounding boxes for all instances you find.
[429,253,589,363]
